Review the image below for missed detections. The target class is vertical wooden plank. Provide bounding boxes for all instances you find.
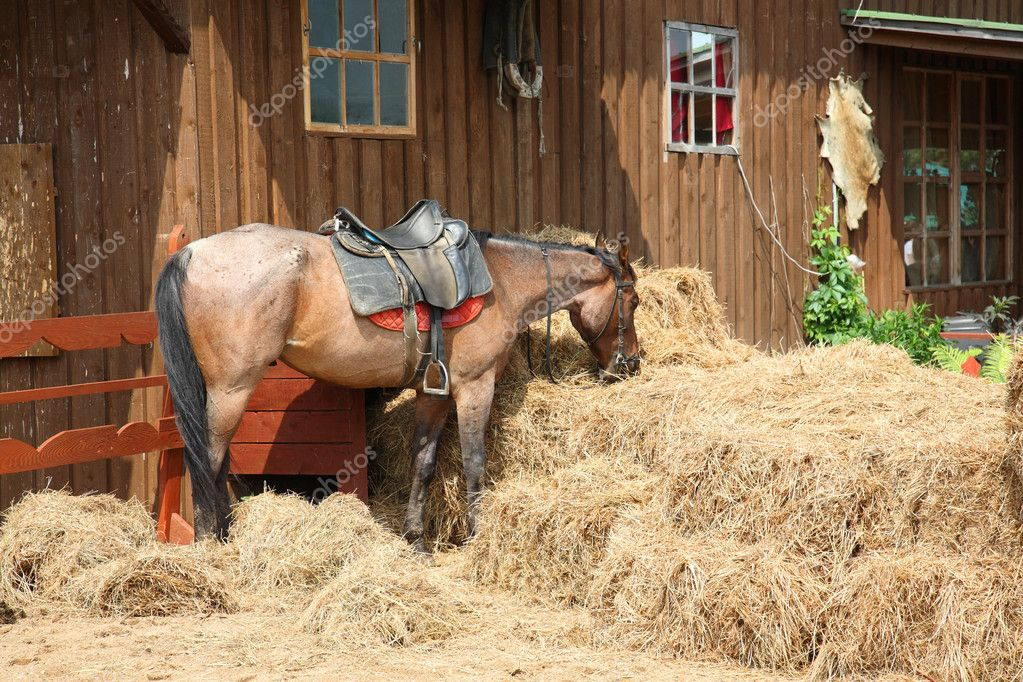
[359,141,383,228]
[94,0,146,500]
[536,0,560,228]
[579,0,603,234]
[639,0,662,264]
[209,0,240,231]
[716,0,738,332]
[558,0,581,230]
[465,0,492,228]
[17,0,71,492]
[600,0,623,243]
[237,0,272,223]
[659,0,681,269]
[622,0,643,252]
[381,140,405,223]
[421,0,448,211]
[442,0,469,219]
[266,0,299,227]
[402,0,427,209]
[732,0,756,343]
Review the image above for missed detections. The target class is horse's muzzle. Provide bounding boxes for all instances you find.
[597,356,641,383]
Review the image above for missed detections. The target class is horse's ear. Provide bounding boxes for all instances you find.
[618,239,630,267]
[594,232,603,249]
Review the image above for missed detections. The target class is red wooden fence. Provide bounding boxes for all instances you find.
[0,226,368,543]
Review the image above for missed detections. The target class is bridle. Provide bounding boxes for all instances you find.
[526,248,640,381]
[583,262,640,377]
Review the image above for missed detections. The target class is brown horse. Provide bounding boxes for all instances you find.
[155,224,641,550]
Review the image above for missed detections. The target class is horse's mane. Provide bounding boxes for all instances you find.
[473,230,623,274]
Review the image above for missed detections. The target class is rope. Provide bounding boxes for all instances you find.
[537,95,546,156]
[725,145,823,278]
[495,54,509,111]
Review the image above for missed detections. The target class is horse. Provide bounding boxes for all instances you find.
[155,223,642,551]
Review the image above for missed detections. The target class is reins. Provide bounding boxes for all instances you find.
[525,247,556,382]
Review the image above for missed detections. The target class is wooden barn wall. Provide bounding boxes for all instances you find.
[1,0,1022,508]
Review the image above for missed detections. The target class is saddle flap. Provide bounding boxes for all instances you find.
[399,247,461,309]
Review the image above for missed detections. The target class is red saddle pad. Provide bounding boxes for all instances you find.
[368,296,486,332]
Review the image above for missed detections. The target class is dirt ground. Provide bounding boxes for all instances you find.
[0,610,792,681]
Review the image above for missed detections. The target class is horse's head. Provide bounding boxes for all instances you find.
[569,235,642,382]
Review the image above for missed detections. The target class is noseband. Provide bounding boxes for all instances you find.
[526,249,639,381]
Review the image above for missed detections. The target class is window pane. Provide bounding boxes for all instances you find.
[344,0,375,52]
[986,237,1006,280]
[959,183,981,232]
[960,128,980,173]
[692,32,713,88]
[986,184,1007,232]
[927,237,950,285]
[962,236,981,283]
[714,34,734,88]
[693,92,713,145]
[379,61,408,126]
[309,0,340,49]
[904,237,924,287]
[903,126,921,176]
[379,0,407,54]
[926,73,951,123]
[925,128,950,177]
[925,183,949,232]
[670,91,690,143]
[960,79,981,125]
[902,71,922,120]
[987,78,1008,124]
[903,183,922,235]
[345,59,375,125]
[986,129,1008,178]
[310,57,342,125]
[668,29,690,85]
[716,96,735,144]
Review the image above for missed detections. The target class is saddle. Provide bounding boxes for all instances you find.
[323,200,493,396]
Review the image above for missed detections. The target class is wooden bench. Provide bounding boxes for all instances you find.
[0,226,367,543]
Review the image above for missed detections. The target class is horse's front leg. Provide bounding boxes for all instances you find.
[403,393,451,554]
[454,372,497,539]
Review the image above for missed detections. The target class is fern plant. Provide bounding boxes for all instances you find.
[931,334,1016,383]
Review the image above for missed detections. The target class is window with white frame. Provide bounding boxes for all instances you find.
[665,22,738,154]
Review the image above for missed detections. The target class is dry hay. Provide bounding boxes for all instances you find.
[587,515,827,672]
[466,457,657,606]
[657,341,1021,562]
[82,543,235,617]
[0,599,23,624]
[368,226,752,548]
[227,492,408,604]
[0,490,153,609]
[810,549,1023,681]
[300,554,468,647]
[1005,349,1023,499]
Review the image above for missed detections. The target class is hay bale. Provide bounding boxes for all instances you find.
[300,554,467,647]
[0,490,154,608]
[658,341,1020,560]
[228,492,409,603]
[811,549,1023,680]
[588,516,826,672]
[467,458,656,605]
[82,543,235,617]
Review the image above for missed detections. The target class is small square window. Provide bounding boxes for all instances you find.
[304,0,416,138]
[665,22,738,155]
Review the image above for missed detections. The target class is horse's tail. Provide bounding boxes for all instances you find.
[155,249,218,522]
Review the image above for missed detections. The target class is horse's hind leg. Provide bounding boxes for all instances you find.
[403,394,451,554]
[195,379,263,539]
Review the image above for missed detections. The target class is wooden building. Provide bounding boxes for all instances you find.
[1,0,1021,508]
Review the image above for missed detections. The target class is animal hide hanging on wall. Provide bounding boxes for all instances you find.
[816,73,885,230]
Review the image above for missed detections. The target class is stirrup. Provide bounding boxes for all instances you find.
[423,359,450,396]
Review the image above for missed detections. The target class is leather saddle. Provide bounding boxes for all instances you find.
[323,200,492,396]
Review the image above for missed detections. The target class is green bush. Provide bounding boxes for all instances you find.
[861,303,944,366]
[802,206,868,345]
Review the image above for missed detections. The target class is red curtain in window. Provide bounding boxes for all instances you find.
[671,55,688,143]
[715,42,734,144]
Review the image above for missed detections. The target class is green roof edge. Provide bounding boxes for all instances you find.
[841,9,1023,34]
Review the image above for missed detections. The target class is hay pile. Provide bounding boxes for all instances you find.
[3,228,1022,679]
